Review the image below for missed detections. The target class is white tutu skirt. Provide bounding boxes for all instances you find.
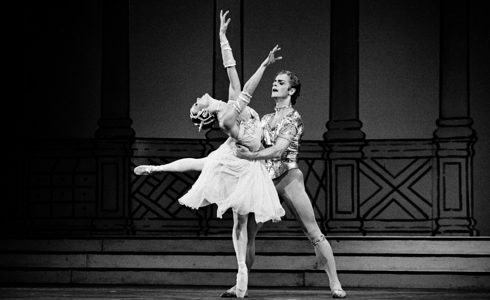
[179,138,285,223]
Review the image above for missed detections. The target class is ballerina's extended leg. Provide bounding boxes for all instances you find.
[134,158,206,175]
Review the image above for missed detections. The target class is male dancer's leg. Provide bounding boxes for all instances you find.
[275,169,344,296]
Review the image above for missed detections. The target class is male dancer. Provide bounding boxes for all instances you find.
[223,70,347,298]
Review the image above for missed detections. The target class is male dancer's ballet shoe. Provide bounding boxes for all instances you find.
[219,285,248,298]
[134,165,154,175]
[331,289,347,298]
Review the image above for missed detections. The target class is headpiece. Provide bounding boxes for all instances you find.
[190,108,216,132]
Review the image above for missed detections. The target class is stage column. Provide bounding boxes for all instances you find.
[324,0,366,235]
[433,0,477,235]
[94,0,135,235]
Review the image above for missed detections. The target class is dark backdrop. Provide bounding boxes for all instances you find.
[22,0,490,234]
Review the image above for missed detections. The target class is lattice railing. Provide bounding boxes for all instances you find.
[10,137,476,236]
[359,141,435,234]
[130,138,326,235]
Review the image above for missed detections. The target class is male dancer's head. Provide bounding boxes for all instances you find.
[271,70,301,106]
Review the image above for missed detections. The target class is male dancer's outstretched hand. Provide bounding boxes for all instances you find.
[261,45,282,67]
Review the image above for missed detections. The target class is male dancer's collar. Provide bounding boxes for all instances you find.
[274,104,292,113]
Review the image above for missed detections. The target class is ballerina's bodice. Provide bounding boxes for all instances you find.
[229,105,262,152]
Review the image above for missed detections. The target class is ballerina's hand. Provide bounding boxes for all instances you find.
[262,45,282,67]
[219,10,231,36]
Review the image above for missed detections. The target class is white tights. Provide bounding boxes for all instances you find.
[232,212,249,298]
[275,169,342,290]
[134,157,206,175]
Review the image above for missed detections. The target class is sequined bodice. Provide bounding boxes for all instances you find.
[234,106,262,152]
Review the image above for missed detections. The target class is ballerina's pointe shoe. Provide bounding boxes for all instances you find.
[235,269,248,298]
[219,285,248,298]
[134,165,154,175]
[331,289,347,298]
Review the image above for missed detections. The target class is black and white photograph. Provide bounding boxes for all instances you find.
[8,0,490,299]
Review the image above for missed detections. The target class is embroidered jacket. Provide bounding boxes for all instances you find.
[261,109,304,179]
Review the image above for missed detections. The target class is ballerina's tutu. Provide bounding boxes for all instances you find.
[179,137,285,223]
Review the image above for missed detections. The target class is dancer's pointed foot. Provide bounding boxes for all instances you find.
[134,165,156,175]
[331,289,347,298]
[220,285,248,298]
[235,269,248,299]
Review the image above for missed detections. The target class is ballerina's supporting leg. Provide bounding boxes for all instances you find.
[220,214,262,298]
[246,213,262,271]
[232,212,249,298]
[134,157,206,175]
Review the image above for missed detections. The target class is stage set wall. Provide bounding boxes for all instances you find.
[19,0,490,236]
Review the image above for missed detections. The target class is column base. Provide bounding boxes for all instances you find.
[433,118,475,139]
[325,141,365,159]
[324,120,366,142]
[435,218,478,236]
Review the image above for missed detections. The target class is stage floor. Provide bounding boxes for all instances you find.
[0,286,489,300]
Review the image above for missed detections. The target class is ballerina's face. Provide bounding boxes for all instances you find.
[190,93,211,114]
[271,73,292,99]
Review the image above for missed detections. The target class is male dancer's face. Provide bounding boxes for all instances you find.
[271,73,291,99]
